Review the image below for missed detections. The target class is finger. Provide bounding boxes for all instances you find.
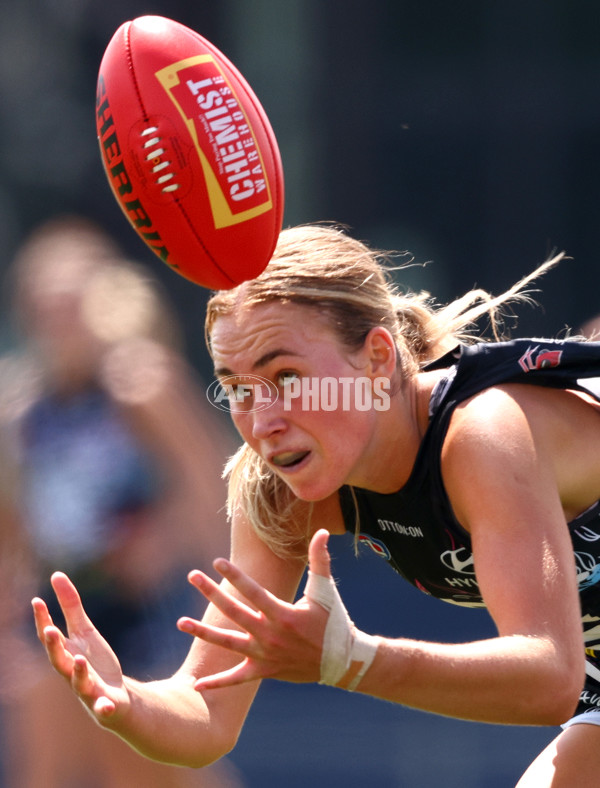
[42,625,76,677]
[32,597,54,643]
[93,695,117,718]
[189,565,284,625]
[50,572,95,637]
[71,654,99,697]
[211,558,285,619]
[187,571,263,633]
[193,659,265,691]
[177,617,254,656]
[307,529,332,578]
[71,656,115,716]
[71,654,116,715]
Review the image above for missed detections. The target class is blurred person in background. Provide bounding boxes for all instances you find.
[0,401,40,788]
[0,216,243,788]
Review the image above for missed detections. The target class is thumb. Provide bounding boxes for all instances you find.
[308,528,332,578]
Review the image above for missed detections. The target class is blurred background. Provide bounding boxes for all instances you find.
[0,0,599,786]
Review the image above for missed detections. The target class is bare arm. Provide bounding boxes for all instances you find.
[32,504,307,767]
[357,386,586,724]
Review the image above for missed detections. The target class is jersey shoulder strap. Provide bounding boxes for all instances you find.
[428,338,600,410]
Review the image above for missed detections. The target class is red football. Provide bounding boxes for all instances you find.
[96,15,284,289]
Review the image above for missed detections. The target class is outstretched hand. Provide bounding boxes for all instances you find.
[179,528,336,691]
[32,572,130,723]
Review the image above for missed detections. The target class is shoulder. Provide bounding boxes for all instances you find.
[446,382,598,451]
[441,382,600,528]
[443,384,538,457]
[439,385,554,524]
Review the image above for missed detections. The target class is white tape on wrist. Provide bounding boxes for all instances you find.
[305,570,379,691]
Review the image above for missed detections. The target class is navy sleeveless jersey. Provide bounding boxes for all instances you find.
[339,338,600,648]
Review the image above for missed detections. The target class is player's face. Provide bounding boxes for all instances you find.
[210,302,390,501]
[21,278,102,388]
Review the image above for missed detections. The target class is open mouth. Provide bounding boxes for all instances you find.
[271,450,310,468]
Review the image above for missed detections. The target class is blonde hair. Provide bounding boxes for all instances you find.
[206,223,563,557]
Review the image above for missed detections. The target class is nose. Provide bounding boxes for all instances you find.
[250,396,289,440]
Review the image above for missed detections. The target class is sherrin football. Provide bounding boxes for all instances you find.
[96,15,284,289]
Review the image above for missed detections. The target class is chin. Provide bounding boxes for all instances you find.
[272,453,351,502]
[282,475,343,503]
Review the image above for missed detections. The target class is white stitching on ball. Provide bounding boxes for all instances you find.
[140,126,181,193]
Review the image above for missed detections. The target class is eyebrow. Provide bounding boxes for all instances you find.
[214,348,301,378]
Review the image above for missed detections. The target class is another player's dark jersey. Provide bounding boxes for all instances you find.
[339,338,600,649]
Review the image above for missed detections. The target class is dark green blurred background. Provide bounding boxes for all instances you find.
[1,2,598,785]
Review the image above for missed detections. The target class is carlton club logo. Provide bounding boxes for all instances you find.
[206,375,391,413]
[518,345,563,372]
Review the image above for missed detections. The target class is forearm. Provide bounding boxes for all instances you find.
[109,672,253,768]
[356,634,583,726]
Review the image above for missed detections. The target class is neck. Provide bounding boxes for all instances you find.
[348,370,445,493]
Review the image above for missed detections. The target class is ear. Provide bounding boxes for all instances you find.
[362,326,397,378]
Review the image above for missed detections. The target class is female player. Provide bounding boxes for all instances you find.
[33,224,600,786]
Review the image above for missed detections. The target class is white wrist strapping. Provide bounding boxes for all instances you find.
[305,570,379,691]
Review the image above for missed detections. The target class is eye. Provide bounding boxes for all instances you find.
[217,381,256,411]
[277,371,299,388]
[228,383,253,402]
